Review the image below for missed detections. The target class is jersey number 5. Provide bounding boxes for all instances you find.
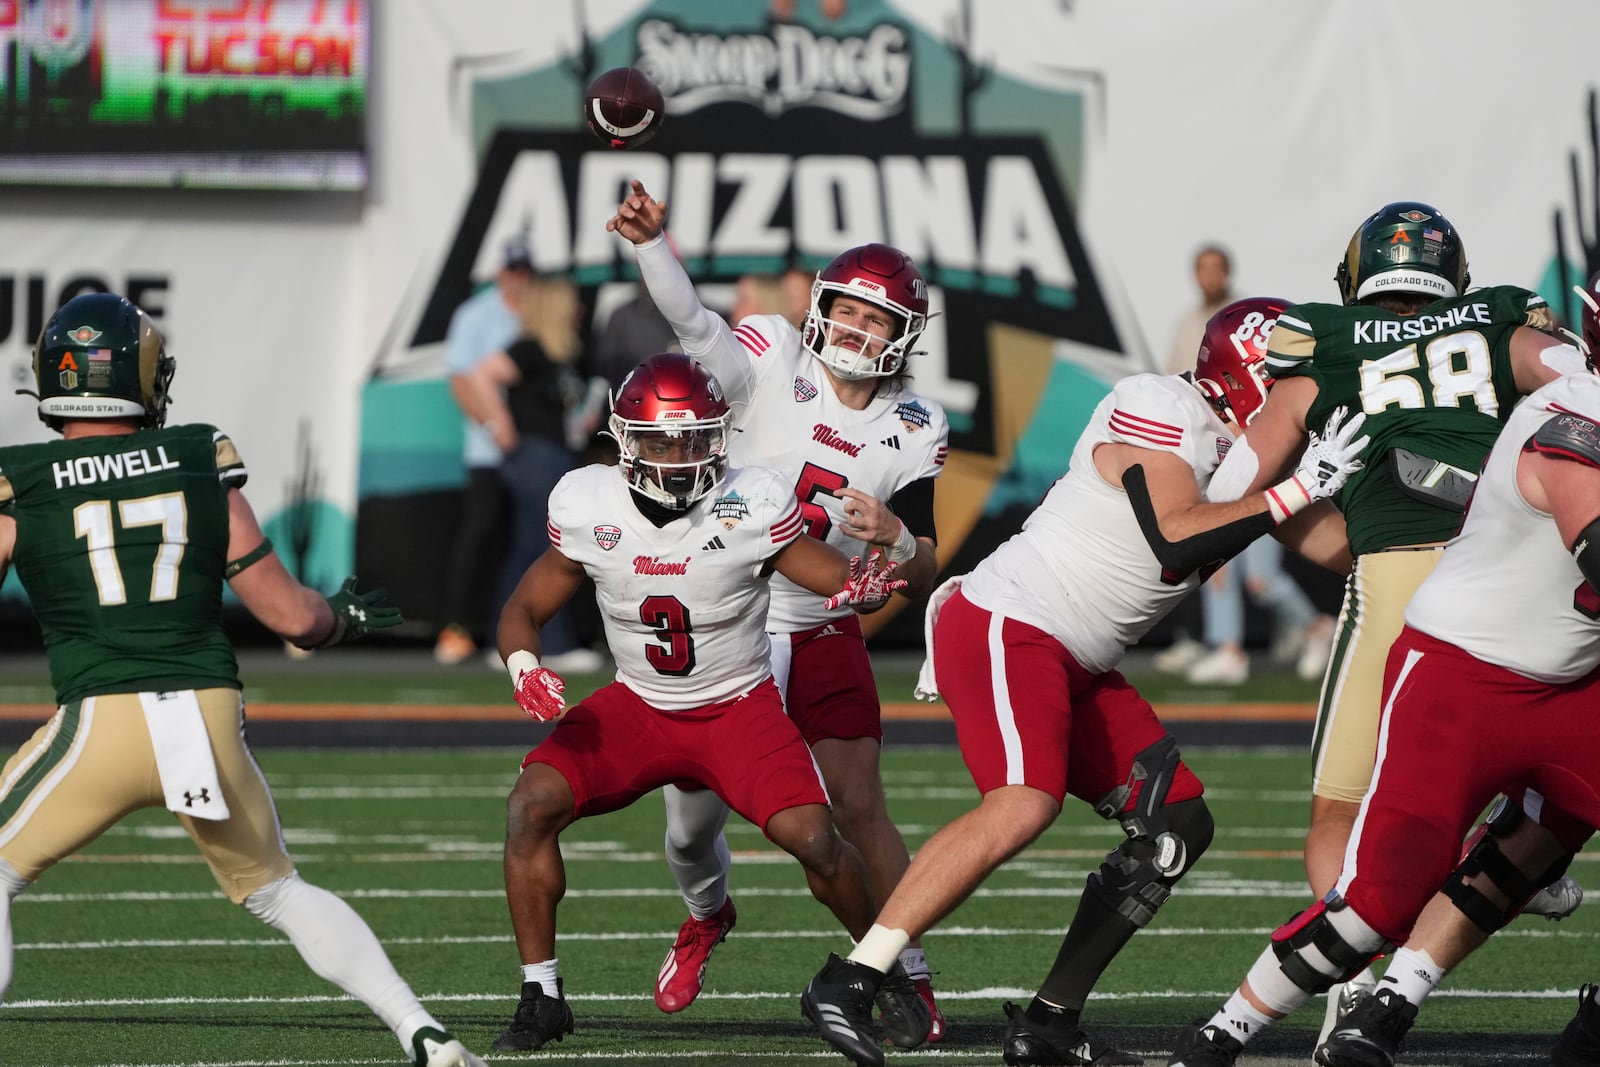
[640,594,696,676]
[795,462,847,540]
[73,492,189,606]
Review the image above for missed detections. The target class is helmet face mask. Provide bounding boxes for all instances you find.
[1192,296,1291,427]
[1334,201,1469,306]
[608,353,731,510]
[801,243,928,380]
[32,293,174,431]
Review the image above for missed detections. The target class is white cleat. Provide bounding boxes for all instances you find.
[1526,874,1585,921]
[414,1028,487,1067]
[1316,966,1378,1049]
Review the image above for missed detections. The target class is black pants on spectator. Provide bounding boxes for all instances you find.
[440,465,508,642]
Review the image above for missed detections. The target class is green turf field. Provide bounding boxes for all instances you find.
[3,745,1593,1066]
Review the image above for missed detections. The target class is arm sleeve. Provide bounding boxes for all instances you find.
[633,236,758,406]
[889,477,937,542]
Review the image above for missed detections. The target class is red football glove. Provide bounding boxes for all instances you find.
[824,551,909,611]
[513,665,568,722]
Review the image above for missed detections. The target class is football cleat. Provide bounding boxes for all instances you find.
[411,1027,486,1067]
[656,897,737,1013]
[492,979,575,1052]
[1525,874,1585,921]
[1166,1021,1243,1067]
[1552,983,1600,1067]
[1316,968,1377,1048]
[873,962,933,1048]
[914,977,946,1043]
[1002,1001,1144,1065]
[802,952,887,1067]
[1314,986,1418,1067]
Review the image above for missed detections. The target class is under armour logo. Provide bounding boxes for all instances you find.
[349,608,367,622]
[183,788,212,807]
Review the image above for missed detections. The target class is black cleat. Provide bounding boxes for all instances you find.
[492,978,575,1052]
[874,962,933,1049]
[1166,1020,1243,1067]
[1003,1001,1144,1065]
[1314,987,1418,1067]
[802,952,887,1067]
[1553,983,1600,1067]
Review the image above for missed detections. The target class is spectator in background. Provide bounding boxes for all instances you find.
[591,282,680,393]
[433,233,537,666]
[467,275,604,676]
[780,263,815,328]
[1185,540,1336,685]
[1154,245,1236,673]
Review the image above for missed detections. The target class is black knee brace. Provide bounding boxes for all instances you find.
[1445,797,1575,933]
[1087,797,1215,928]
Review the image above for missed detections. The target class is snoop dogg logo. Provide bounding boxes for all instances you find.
[636,19,910,119]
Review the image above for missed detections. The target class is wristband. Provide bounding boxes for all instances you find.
[1264,476,1313,525]
[883,520,918,565]
[506,649,540,682]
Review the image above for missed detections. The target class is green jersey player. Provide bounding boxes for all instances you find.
[0,293,484,1067]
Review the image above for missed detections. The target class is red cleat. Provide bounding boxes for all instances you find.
[915,977,946,1043]
[655,897,737,1013]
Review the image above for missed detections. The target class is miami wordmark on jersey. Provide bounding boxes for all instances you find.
[547,463,803,710]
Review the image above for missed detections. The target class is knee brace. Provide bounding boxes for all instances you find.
[1445,797,1574,933]
[1265,895,1390,1001]
[1087,797,1215,928]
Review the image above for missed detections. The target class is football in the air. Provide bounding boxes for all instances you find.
[584,67,666,149]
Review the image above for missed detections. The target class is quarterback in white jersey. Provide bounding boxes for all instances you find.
[1162,374,1600,1067]
[610,179,948,1038]
[486,355,904,1054]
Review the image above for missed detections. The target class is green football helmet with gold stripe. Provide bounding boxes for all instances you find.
[1335,201,1470,306]
[30,292,175,432]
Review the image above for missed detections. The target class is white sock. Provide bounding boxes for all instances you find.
[520,958,560,992]
[848,923,910,974]
[244,874,438,1056]
[0,859,27,1003]
[662,784,733,918]
[898,947,930,982]
[1379,947,1444,1007]
[1208,989,1276,1046]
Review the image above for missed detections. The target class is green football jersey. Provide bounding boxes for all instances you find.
[1266,285,1553,557]
[0,423,248,703]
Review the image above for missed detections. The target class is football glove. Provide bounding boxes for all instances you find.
[824,552,909,611]
[315,577,403,647]
[512,663,568,723]
[1265,407,1370,523]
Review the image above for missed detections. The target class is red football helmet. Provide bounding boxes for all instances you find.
[1192,296,1292,427]
[801,243,929,379]
[1572,270,1600,365]
[608,354,732,509]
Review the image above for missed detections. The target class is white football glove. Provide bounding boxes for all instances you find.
[1265,406,1370,523]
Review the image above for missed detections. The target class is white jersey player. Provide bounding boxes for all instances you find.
[489,354,904,1055]
[797,297,1369,1067]
[609,179,949,1039]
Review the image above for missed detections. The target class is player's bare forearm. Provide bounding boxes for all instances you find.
[1273,501,1351,575]
[222,489,333,644]
[772,536,853,597]
[498,549,586,661]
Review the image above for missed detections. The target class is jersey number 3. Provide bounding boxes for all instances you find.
[640,594,696,676]
[73,492,188,606]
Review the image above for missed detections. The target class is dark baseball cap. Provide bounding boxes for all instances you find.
[502,231,535,274]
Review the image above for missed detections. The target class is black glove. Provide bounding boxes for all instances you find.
[315,577,403,648]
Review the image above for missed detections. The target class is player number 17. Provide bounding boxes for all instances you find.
[73,491,189,606]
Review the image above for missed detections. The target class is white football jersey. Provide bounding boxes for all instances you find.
[694,314,949,631]
[548,463,803,710]
[1406,373,1600,683]
[959,373,1235,673]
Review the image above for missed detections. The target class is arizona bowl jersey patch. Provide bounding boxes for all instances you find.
[710,489,750,529]
[794,376,818,402]
[1216,436,1232,461]
[594,524,622,550]
[896,399,931,433]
